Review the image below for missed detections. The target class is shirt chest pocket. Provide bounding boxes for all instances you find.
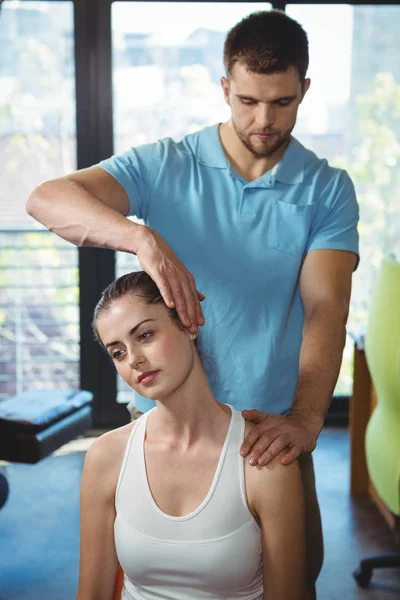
[268,199,314,256]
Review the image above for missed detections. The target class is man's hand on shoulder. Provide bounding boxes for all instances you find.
[135,225,205,334]
[240,410,323,466]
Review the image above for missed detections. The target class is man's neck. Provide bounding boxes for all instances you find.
[219,121,289,182]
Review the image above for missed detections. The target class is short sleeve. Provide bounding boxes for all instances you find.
[96,142,161,220]
[306,170,360,270]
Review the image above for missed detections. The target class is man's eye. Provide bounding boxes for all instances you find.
[242,99,256,105]
[278,101,291,107]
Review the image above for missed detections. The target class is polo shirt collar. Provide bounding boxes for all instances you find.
[274,137,305,184]
[197,124,306,184]
[196,124,229,169]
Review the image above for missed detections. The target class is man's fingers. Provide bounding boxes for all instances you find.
[168,276,191,327]
[255,436,292,466]
[136,229,204,330]
[242,409,266,424]
[195,289,205,326]
[196,303,205,327]
[154,275,175,309]
[179,275,198,331]
[167,271,203,332]
[240,426,265,457]
[248,432,290,466]
[158,273,203,333]
[185,273,205,329]
[280,447,302,465]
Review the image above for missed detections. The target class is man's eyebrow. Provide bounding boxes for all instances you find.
[236,94,257,101]
[272,95,297,103]
[105,318,156,349]
[236,94,297,103]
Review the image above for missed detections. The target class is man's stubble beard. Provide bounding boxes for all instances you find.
[232,119,295,159]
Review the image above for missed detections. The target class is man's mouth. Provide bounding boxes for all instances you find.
[254,133,276,140]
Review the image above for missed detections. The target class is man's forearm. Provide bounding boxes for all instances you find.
[26,178,143,254]
[290,303,348,435]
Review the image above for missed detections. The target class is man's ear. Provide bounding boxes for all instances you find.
[220,76,231,106]
[300,77,311,103]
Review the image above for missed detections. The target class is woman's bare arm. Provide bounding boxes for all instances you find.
[76,429,127,600]
[248,452,307,600]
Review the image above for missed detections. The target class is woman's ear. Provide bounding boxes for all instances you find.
[186,330,198,341]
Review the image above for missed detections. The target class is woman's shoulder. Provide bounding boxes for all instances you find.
[243,420,302,516]
[83,419,139,487]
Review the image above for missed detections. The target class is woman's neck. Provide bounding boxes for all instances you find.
[146,368,231,450]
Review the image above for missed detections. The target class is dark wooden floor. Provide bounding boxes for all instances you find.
[313,427,400,599]
[0,426,399,599]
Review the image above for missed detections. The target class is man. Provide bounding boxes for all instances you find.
[27,10,359,598]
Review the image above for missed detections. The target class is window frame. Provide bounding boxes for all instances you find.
[8,0,397,427]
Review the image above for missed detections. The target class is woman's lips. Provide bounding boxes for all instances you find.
[138,370,159,385]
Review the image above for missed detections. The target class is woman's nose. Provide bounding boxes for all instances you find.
[127,349,144,370]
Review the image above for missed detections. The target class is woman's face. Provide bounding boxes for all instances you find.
[96,294,197,400]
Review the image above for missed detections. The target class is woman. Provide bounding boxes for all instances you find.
[77,271,306,600]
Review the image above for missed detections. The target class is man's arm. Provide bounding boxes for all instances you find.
[283,248,357,458]
[241,248,357,465]
[26,168,137,250]
[291,248,357,423]
[26,168,204,332]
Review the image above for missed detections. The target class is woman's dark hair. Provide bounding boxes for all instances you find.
[223,10,309,83]
[92,271,208,363]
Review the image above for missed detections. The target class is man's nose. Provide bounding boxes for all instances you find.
[255,104,275,128]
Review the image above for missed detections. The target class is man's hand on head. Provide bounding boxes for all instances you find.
[135,225,205,334]
[240,410,323,466]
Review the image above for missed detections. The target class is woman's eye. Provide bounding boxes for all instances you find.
[138,331,152,342]
[111,350,124,360]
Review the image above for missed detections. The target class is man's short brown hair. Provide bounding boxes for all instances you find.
[223,10,309,82]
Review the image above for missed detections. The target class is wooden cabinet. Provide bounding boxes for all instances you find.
[350,340,400,543]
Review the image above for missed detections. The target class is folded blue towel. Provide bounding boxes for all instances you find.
[0,389,93,430]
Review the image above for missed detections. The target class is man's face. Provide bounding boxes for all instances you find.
[221,63,310,159]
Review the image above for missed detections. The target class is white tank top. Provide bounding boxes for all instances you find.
[114,405,263,600]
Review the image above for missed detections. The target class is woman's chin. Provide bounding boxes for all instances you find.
[131,383,165,401]
[130,377,181,402]
[131,387,160,400]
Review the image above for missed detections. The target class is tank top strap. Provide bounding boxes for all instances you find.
[209,405,251,520]
[115,408,154,504]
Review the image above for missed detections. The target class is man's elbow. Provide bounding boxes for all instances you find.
[307,297,350,326]
[332,297,350,327]
[26,181,51,222]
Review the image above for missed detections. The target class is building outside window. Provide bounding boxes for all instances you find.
[0,1,79,399]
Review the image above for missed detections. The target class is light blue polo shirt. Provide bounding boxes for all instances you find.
[97,124,359,415]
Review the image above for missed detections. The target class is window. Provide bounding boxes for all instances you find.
[0,1,78,398]
[287,5,400,395]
